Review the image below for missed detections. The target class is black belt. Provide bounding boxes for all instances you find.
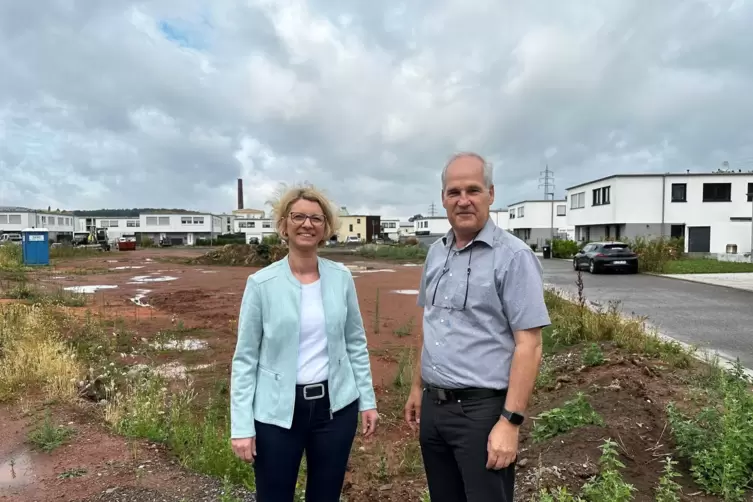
[295,381,328,400]
[423,383,506,403]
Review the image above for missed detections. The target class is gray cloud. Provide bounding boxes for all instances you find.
[1,0,752,217]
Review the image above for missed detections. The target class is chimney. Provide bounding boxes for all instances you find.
[237,178,244,210]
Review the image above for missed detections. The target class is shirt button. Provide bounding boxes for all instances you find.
[440,319,444,323]
[444,296,448,300]
[449,273,453,277]
[432,365,436,370]
[435,342,439,346]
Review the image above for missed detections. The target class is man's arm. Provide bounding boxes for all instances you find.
[499,249,551,417]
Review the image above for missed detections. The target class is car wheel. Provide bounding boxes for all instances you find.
[589,260,597,274]
[573,259,579,271]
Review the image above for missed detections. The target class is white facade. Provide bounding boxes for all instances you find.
[234,217,277,243]
[139,213,222,245]
[490,209,510,230]
[414,217,451,236]
[381,218,401,241]
[0,207,75,240]
[565,173,753,255]
[506,200,567,247]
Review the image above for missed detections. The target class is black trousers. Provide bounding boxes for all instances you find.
[419,387,516,502]
[253,381,359,502]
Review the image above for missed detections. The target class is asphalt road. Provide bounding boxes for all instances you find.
[540,258,753,369]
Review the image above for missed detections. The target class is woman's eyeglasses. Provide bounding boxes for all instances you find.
[289,212,326,226]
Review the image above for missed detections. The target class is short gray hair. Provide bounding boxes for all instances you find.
[441,152,494,190]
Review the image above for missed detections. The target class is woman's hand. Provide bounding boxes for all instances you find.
[231,437,257,463]
[361,409,379,438]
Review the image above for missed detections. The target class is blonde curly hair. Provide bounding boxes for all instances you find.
[267,182,340,247]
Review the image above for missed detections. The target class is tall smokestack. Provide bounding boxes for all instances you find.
[237,178,244,210]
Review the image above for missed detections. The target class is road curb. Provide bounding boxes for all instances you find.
[643,272,753,294]
[544,283,753,379]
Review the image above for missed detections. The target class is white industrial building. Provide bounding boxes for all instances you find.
[412,209,510,243]
[507,200,568,248]
[135,213,223,246]
[0,207,75,241]
[565,172,753,255]
[380,218,402,241]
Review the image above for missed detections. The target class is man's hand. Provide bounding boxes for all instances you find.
[231,437,257,464]
[361,409,379,438]
[404,386,422,431]
[486,419,518,470]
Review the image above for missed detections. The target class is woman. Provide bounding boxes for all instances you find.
[230,183,379,502]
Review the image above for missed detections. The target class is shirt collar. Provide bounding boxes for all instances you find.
[442,216,496,249]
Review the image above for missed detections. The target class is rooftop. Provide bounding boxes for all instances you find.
[507,199,566,207]
[566,170,753,191]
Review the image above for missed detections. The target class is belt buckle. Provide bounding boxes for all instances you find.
[303,383,325,400]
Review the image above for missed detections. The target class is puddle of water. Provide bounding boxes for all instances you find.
[106,260,118,263]
[145,258,154,262]
[130,289,151,307]
[51,276,68,279]
[392,289,419,295]
[111,265,144,270]
[1,450,34,489]
[402,263,422,267]
[128,275,178,284]
[128,361,214,380]
[151,338,208,351]
[64,285,119,294]
[201,271,217,274]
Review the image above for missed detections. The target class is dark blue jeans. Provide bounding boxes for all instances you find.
[253,381,359,502]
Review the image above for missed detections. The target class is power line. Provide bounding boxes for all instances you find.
[538,164,555,199]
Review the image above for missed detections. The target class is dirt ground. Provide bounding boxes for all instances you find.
[0,248,734,501]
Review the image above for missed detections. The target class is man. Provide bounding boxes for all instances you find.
[404,152,551,502]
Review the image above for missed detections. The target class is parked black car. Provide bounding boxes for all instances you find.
[573,241,639,274]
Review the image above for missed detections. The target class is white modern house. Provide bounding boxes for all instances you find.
[381,218,401,241]
[565,172,753,255]
[414,216,451,237]
[234,217,277,243]
[137,213,223,245]
[490,208,510,230]
[507,200,568,248]
[0,207,75,241]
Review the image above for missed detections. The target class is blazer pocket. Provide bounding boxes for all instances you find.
[255,365,282,415]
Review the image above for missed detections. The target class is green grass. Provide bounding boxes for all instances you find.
[662,258,753,274]
[355,243,427,261]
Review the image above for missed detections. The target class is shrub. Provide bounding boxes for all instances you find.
[622,236,684,273]
[356,244,426,260]
[552,239,579,259]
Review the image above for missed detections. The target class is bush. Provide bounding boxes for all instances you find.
[356,244,427,260]
[622,236,684,273]
[552,239,579,259]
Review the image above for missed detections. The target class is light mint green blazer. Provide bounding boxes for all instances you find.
[230,255,378,438]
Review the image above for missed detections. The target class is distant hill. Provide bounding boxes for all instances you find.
[71,208,197,217]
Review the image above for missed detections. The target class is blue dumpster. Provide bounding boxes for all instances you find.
[22,228,50,266]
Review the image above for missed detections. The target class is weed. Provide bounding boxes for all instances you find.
[393,316,414,337]
[393,347,415,402]
[655,456,682,502]
[0,303,82,402]
[356,244,427,261]
[58,467,87,479]
[535,358,556,390]
[27,410,75,452]
[582,343,605,367]
[580,439,636,501]
[667,359,753,500]
[397,440,423,476]
[531,392,604,442]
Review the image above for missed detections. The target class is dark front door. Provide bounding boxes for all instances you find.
[688,226,711,253]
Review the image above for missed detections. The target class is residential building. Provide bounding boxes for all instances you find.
[234,216,277,243]
[380,218,401,241]
[0,207,75,241]
[565,172,753,254]
[138,213,222,246]
[414,216,451,237]
[338,214,381,243]
[490,209,510,230]
[507,200,568,247]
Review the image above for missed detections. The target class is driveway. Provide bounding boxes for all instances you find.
[540,258,753,369]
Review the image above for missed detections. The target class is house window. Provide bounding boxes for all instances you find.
[0,215,6,224]
[349,224,353,231]
[146,217,158,226]
[127,220,139,227]
[702,183,731,202]
[570,192,585,209]
[592,186,610,206]
[556,205,566,216]
[357,218,361,224]
[9,215,21,224]
[262,222,271,228]
[193,217,204,225]
[671,183,687,202]
[109,220,119,227]
[747,182,753,202]
[517,207,524,217]
[158,217,170,226]
[57,217,64,225]
[181,217,192,224]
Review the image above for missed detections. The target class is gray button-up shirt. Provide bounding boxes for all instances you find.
[417,217,551,390]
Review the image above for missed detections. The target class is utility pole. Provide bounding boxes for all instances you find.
[538,165,556,241]
[428,202,437,217]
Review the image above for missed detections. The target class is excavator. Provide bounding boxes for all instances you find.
[73,227,111,251]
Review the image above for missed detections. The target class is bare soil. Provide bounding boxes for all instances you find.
[0,248,735,501]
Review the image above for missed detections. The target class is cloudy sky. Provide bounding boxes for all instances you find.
[2,0,752,218]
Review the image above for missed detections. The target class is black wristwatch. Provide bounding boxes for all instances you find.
[500,408,525,426]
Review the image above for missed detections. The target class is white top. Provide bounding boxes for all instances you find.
[296,280,329,385]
